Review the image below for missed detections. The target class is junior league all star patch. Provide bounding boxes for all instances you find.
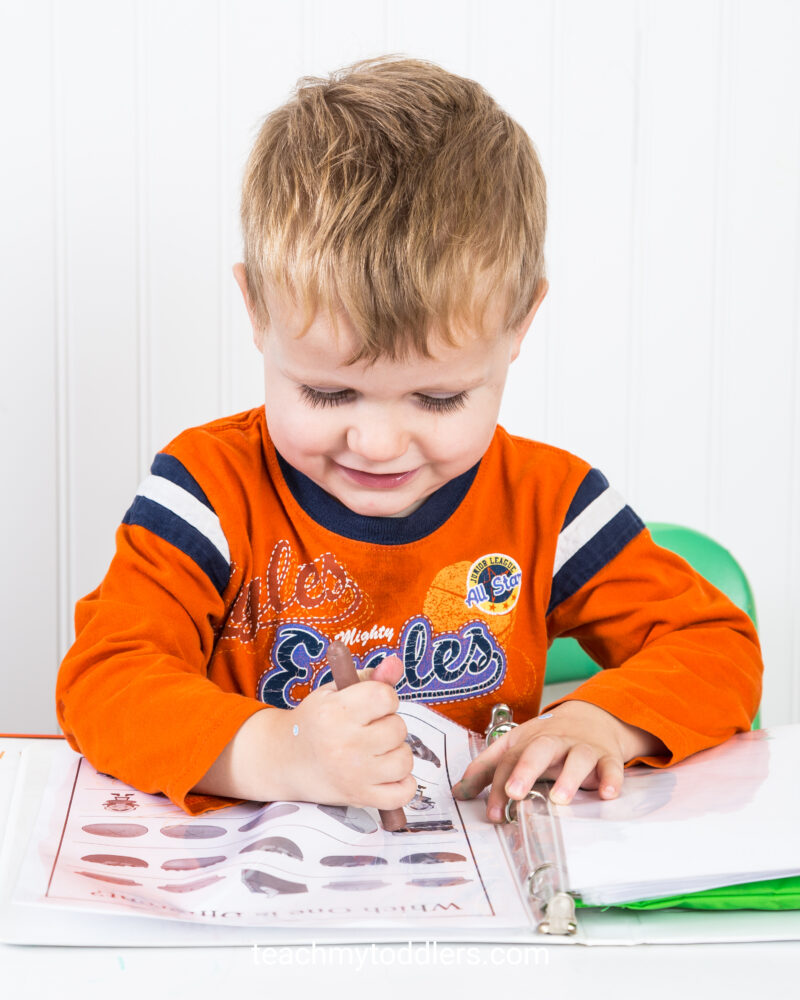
[464,553,522,615]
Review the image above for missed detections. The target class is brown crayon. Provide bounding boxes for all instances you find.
[326,640,408,832]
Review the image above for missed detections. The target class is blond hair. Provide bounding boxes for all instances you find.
[240,54,546,360]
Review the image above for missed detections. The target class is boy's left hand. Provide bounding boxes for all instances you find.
[451,700,667,822]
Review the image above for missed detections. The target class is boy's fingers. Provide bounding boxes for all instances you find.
[336,676,400,722]
[332,654,402,688]
[364,654,404,687]
[452,732,511,800]
[502,735,562,801]
[366,711,409,756]
[596,754,624,799]
[487,735,566,821]
[485,754,524,822]
[549,744,606,805]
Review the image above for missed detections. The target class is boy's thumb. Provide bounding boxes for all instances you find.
[360,653,404,687]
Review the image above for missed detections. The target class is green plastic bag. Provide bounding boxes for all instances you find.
[575,875,800,912]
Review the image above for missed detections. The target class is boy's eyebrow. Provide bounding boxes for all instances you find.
[412,378,486,394]
[282,366,488,394]
[281,368,353,389]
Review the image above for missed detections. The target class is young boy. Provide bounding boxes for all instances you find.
[55,55,762,822]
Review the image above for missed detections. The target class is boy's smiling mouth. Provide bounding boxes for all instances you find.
[334,463,419,489]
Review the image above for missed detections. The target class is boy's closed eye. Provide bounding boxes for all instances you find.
[298,384,469,414]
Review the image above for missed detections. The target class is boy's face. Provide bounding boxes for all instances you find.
[234,265,546,518]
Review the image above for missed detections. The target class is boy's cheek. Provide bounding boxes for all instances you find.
[265,409,330,456]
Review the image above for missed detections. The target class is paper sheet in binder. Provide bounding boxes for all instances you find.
[554,726,800,906]
[11,704,540,934]
[8,705,800,940]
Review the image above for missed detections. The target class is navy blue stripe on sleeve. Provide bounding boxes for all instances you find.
[122,496,230,595]
[547,506,645,614]
[561,468,610,530]
[150,453,214,512]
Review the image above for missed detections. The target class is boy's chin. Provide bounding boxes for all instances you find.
[338,492,426,519]
[324,482,427,519]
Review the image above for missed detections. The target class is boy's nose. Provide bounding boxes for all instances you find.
[345,413,409,464]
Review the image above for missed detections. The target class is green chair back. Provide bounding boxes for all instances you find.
[544,522,760,726]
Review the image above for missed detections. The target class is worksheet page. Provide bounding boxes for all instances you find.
[13,704,532,932]
[556,725,800,905]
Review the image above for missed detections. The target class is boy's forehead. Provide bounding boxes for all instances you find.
[273,314,504,387]
[264,283,511,371]
[266,291,359,357]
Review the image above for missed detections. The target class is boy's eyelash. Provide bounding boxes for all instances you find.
[298,385,468,413]
[299,385,352,408]
[415,392,468,413]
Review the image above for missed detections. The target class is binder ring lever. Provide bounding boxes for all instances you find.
[486,704,577,937]
[484,703,517,745]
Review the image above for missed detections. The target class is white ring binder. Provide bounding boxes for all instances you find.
[506,790,576,936]
[485,703,577,936]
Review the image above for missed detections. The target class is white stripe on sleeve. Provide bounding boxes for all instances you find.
[553,487,626,577]
[135,475,231,565]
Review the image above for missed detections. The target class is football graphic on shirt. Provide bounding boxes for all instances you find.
[423,561,517,643]
[423,559,541,711]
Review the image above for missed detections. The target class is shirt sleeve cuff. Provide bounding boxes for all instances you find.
[168,698,272,814]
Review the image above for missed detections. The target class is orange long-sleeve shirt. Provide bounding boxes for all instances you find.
[56,407,762,813]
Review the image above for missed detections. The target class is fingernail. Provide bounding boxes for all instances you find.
[602,785,617,797]
[454,781,472,800]
[551,789,569,804]
[505,780,524,798]
[488,805,502,821]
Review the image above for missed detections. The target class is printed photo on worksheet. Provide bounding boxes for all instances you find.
[13,703,530,930]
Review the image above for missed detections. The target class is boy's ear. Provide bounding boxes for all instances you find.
[510,278,548,362]
[232,263,265,350]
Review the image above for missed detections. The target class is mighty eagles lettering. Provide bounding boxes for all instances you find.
[256,616,506,708]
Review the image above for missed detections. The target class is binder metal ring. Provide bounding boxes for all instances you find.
[504,788,547,824]
[504,788,577,936]
[485,703,517,745]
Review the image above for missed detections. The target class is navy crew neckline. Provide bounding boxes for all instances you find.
[275,452,480,545]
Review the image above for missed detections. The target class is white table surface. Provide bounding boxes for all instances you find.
[2,736,798,1000]
[3,939,800,1000]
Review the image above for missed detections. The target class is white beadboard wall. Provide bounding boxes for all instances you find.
[1,0,798,733]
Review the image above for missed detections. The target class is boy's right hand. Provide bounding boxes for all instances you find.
[281,654,417,811]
